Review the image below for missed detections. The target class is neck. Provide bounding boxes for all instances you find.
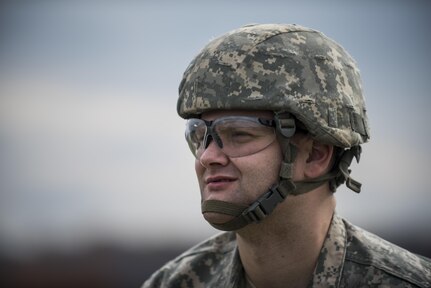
[236,188,335,288]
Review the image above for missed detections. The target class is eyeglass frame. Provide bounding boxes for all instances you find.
[185,115,277,159]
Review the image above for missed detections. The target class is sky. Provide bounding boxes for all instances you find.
[0,0,430,257]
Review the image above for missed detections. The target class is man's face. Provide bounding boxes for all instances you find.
[195,110,283,224]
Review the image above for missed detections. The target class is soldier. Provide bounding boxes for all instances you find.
[143,24,431,287]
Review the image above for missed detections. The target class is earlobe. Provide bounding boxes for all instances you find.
[304,142,334,178]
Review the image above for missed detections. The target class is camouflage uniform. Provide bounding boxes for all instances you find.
[142,214,431,287]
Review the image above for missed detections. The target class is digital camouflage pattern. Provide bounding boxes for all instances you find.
[177,24,370,148]
[142,214,431,288]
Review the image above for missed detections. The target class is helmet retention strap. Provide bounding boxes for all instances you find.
[201,112,363,231]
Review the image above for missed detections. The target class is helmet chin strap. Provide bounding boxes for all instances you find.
[201,113,362,231]
[201,112,298,231]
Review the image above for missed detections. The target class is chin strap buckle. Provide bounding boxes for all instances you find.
[243,186,286,223]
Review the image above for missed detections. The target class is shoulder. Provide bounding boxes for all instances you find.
[142,232,238,288]
[342,218,431,287]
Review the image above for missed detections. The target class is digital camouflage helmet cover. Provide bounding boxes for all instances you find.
[177,24,370,231]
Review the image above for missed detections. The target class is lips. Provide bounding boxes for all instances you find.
[205,176,237,184]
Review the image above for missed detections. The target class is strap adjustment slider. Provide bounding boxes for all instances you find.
[243,186,285,223]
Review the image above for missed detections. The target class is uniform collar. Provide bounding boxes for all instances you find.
[309,213,347,287]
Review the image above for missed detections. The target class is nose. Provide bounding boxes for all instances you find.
[199,138,229,168]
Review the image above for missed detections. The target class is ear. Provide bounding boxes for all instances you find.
[304,141,334,178]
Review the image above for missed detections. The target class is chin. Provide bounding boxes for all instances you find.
[203,212,235,225]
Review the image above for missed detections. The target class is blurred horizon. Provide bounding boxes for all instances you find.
[1,0,430,266]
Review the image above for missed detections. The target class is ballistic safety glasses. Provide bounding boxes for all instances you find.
[185,116,277,159]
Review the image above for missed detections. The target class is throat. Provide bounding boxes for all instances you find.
[235,206,334,288]
[237,230,319,288]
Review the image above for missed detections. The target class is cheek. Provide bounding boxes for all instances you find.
[195,160,204,180]
[194,161,207,195]
[234,143,282,196]
[261,142,283,179]
[254,152,282,184]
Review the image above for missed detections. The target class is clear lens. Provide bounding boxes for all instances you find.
[185,116,276,158]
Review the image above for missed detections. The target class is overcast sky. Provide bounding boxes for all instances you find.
[0,0,430,257]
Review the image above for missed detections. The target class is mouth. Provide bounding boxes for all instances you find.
[205,176,237,184]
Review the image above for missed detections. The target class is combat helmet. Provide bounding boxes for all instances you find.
[178,24,370,231]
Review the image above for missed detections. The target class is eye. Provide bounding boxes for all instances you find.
[228,129,256,143]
